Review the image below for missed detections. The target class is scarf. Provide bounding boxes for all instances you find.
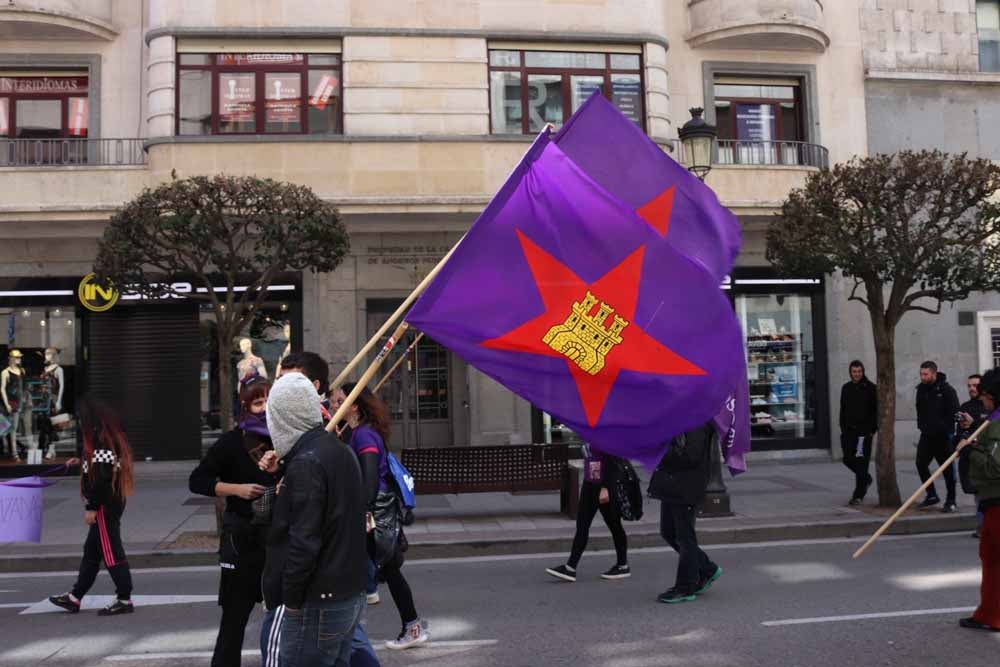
[239,412,270,439]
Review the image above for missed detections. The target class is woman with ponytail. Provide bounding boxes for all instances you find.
[48,398,136,616]
[189,375,277,667]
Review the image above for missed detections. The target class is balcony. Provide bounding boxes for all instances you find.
[0,138,146,168]
[0,2,116,41]
[687,0,829,52]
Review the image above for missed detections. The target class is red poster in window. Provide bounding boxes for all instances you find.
[309,75,339,110]
[220,73,255,123]
[0,98,8,135]
[265,74,301,123]
[68,97,88,136]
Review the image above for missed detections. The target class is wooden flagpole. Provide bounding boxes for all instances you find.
[853,418,991,559]
[373,332,424,394]
[329,125,555,392]
[325,321,410,433]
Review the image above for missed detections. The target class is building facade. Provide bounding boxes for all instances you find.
[0,1,903,462]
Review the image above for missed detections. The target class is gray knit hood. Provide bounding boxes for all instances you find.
[267,371,323,458]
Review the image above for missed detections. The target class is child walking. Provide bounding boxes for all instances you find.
[49,398,135,615]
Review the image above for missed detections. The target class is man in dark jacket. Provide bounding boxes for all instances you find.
[261,372,368,666]
[648,423,722,604]
[840,360,878,505]
[915,361,961,512]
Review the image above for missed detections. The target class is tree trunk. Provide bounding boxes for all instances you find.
[871,312,903,507]
[214,329,234,537]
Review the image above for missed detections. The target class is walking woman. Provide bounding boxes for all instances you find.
[546,444,630,582]
[342,382,429,651]
[48,398,135,616]
[190,377,278,666]
[958,369,1000,632]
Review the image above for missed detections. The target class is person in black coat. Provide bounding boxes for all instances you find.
[648,422,722,604]
[189,377,278,667]
[840,360,878,505]
[915,361,961,511]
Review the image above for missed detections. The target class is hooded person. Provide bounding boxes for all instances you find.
[259,372,370,667]
[189,376,277,667]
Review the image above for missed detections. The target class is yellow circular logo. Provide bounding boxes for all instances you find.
[78,273,119,312]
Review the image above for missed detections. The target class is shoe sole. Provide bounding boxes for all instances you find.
[659,595,696,604]
[600,572,631,580]
[545,569,576,582]
[98,606,134,616]
[695,568,723,595]
[49,602,79,614]
[385,634,429,650]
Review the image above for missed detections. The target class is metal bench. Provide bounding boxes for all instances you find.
[400,444,580,518]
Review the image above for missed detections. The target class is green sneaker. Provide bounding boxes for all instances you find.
[658,588,696,604]
[695,566,723,595]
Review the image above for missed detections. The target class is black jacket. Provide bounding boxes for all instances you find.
[81,443,126,518]
[840,377,878,435]
[916,373,960,436]
[262,427,368,610]
[189,429,277,520]
[648,424,714,506]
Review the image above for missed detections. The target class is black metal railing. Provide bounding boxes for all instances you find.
[0,138,147,167]
[670,139,829,169]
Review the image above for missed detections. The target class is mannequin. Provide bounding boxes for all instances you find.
[277,322,292,368]
[42,347,65,460]
[1,350,26,461]
[235,338,267,395]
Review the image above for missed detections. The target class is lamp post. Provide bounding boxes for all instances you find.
[678,107,717,182]
[679,107,731,517]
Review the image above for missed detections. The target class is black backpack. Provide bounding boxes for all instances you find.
[611,459,644,521]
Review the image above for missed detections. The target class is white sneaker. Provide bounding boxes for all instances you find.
[366,591,379,605]
[385,621,428,650]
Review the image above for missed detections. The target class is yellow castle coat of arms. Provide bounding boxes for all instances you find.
[543,291,629,375]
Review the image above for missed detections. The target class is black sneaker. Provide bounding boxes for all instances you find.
[959,617,1000,632]
[600,564,631,580]
[917,496,940,509]
[545,564,577,582]
[98,599,134,616]
[48,593,80,614]
[658,587,696,604]
[942,502,957,514]
[695,566,723,595]
[848,497,862,506]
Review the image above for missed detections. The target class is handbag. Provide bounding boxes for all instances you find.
[612,459,644,521]
[371,489,403,568]
[250,485,277,526]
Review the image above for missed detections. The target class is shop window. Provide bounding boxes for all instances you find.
[979,1,1000,72]
[736,294,817,444]
[488,49,643,134]
[176,53,341,136]
[0,74,89,139]
[713,77,804,165]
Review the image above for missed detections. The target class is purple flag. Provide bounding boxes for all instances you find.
[554,93,750,474]
[407,137,745,468]
[0,476,49,543]
[552,93,741,283]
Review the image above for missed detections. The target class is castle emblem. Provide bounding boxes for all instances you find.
[543,291,629,376]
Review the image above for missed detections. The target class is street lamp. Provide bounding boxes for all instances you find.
[678,107,717,181]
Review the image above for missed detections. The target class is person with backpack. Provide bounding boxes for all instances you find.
[648,422,722,604]
[189,376,277,667]
[48,398,136,616]
[956,369,1000,632]
[341,382,428,651]
[545,444,631,582]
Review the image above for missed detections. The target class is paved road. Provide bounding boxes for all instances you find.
[0,532,996,666]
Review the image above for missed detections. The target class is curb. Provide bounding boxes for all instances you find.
[0,513,976,572]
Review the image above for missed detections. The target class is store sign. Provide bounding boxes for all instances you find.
[736,103,775,142]
[309,74,338,110]
[0,98,7,136]
[265,74,301,124]
[0,77,88,94]
[611,77,642,124]
[220,73,255,123]
[218,53,303,66]
[68,98,88,137]
[78,274,119,312]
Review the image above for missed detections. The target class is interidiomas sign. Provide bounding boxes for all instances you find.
[0,77,88,94]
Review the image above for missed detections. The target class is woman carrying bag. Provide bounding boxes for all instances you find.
[189,377,278,667]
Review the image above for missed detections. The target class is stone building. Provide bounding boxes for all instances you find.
[0,0,961,463]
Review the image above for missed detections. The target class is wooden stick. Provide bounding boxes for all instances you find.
[373,332,425,394]
[853,419,991,559]
[326,321,410,433]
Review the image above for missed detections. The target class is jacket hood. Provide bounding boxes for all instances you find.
[267,372,323,458]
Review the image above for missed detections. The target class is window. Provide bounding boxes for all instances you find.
[979,1,1000,72]
[176,53,341,136]
[488,49,643,134]
[0,75,89,139]
[714,77,806,165]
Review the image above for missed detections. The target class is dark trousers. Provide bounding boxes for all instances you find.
[840,432,873,499]
[212,565,263,667]
[916,432,957,502]
[71,507,132,600]
[659,502,717,593]
[974,507,1000,628]
[568,480,628,568]
[381,552,418,627]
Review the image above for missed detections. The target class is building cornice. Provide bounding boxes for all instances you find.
[145,26,669,51]
[866,69,1000,86]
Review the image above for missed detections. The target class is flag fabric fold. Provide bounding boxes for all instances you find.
[407,133,745,469]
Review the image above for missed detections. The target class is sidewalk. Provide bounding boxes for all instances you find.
[0,459,976,571]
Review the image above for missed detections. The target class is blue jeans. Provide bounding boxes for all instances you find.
[350,607,380,667]
[261,604,379,667]
[279,594,365,667]
[366,559,377,595]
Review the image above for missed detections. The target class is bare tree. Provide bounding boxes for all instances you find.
[767,151,1000,506]
[95,174,349,431]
